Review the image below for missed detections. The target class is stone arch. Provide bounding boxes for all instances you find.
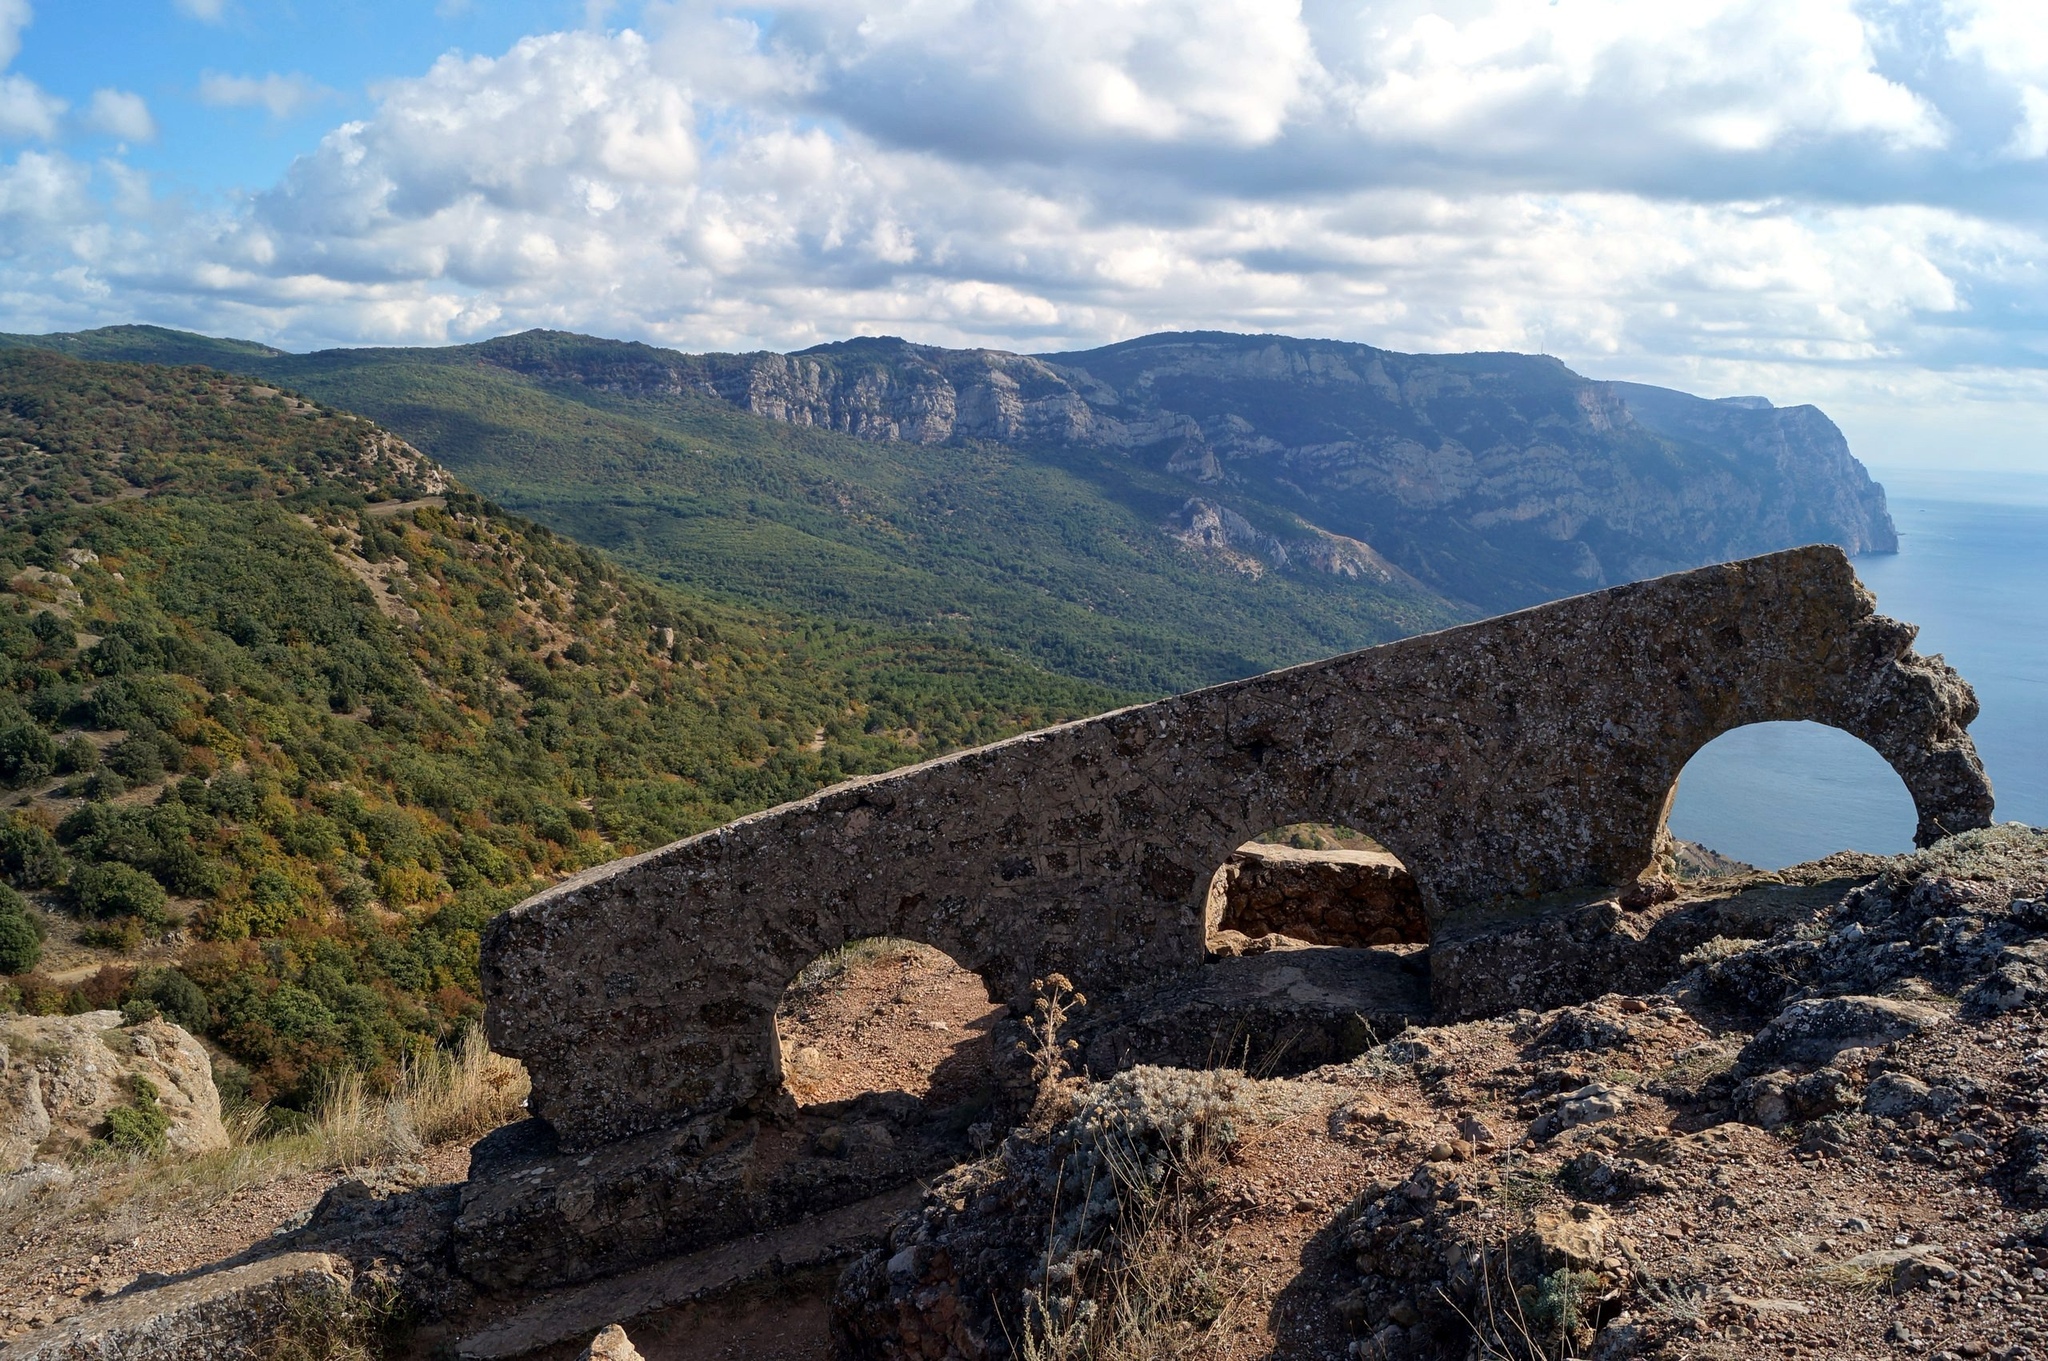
[1615,639,1993,871]
[482,547,1994,1153]
[1663,719,1922,867]
[772,936,1006,1116]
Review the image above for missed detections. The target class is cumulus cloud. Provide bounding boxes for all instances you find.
[1947,0,2048,157]
[2,0,2048,471]
[83,88,156,142]
[199,71,333,119]
[0,0,26,70]
[0,72,59,139]
[0,0,64,143]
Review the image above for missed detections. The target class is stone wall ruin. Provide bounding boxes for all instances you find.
[482,545,1993,1153]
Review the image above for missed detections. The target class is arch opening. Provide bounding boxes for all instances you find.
[774,937,1007,1122]
[1205,822,1429,957]
[1666,720,1921,873]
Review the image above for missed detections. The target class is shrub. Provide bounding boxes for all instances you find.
[100,1074,169,1155]
[54,734,99,774]
[82,770,127,801]
[0,886,43,974]
[70,861,169,925]
[105,734,165,784]
[128,966,210,1032]
[0,816,65,888]
[27,611,72,650]
[0,720,54,787]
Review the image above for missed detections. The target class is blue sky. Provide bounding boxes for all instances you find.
[16,1,592,194]
[4,0,2048,474]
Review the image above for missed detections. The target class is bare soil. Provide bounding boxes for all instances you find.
[777,941,1006,1109]
[0,1139,472,1339]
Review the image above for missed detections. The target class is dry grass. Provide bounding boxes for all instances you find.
[0,1027,528,1242]
[1020,1136,1235,1361]
[310,1025,529,1166]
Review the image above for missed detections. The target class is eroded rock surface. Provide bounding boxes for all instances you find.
[0,1011,223,1171]
[0,1253,353,1361]
[836,824,2048,1361]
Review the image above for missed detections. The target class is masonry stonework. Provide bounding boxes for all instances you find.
[482,546,1992,1152]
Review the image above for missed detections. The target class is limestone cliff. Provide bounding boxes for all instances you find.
[475,330,1896,611]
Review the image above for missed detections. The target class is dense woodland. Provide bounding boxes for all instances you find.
[0,348,1118,1108]
[2,326,1465,695]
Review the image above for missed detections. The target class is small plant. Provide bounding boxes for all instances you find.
[1528,1267,1599,1352]
[1020,973,1087,1087]
[100,1074,170,1156]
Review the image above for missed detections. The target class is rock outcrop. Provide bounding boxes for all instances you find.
[0,1011,224,1171]
[473,330,1898,612]
[0,1253,355,1360]
[835,823,2048,1361]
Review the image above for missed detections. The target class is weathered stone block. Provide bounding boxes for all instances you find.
[1207,843,1426,946]
[483,547,1992,1151]
[1,1253,353,1360]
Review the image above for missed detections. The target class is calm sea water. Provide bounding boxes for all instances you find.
[1667,478,2048,868]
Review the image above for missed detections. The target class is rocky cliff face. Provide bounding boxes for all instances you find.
[474,330,1896,612]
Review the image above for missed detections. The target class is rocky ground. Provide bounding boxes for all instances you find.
[0,942,998,1358]
[13,824,2048,1361]
[840,823,2048,1361]
[0,1136,473,1341]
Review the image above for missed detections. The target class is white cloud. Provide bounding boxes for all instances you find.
[0,0,62,143]
[83,88,156,142]
[0,0,2045,476]
[0,71,59,140]
[1947,0,2048,157]
[173,0,228,21]
[0,0,28,70]
[0,148,93,233]
[198,71,332,119]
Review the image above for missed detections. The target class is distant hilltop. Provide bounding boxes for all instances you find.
[3,322,1895,642]
[470,328,1898,612]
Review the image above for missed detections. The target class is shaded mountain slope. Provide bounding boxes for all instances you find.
[646,329,1896,610]
[0,324,1893,691]
[3,329,1467,695]
[0,347,1116,1104]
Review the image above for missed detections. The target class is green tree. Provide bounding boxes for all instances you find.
[70,862,169,925]
[0,885,43,973]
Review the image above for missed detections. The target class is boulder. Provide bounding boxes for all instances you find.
[0,1252,354,1360]
[580,1324,645,1361]
[1738,995,1948,1070]
[1515,1204,1612,1276]
[1734,1066,1857,1130]
[1863,1072,1935,1119]
[1530,1082,1629,1140]
[1837,1246,1960,1293]
[0,1011,224,1170]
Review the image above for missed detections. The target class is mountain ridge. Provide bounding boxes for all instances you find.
[0,324,1895,690]
[600,327,1896,609]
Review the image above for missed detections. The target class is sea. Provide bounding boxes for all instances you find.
[1667,471,2048,869]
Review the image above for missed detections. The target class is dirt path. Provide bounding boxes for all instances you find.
[777,941,1006,1109]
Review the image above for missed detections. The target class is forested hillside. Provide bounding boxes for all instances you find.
[2,327,1468,696]
[0,348,1117,1106]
